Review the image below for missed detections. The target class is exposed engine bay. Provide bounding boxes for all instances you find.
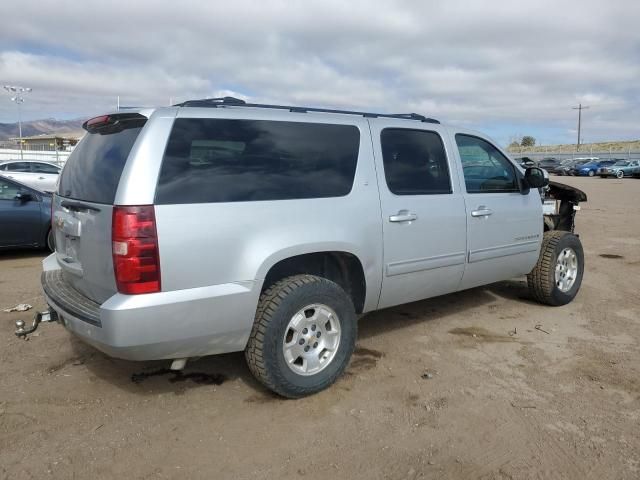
[542,181,588,233]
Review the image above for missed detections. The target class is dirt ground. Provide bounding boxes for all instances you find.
[1,177,638,480]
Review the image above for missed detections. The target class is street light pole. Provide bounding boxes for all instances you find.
[3,85,32,161]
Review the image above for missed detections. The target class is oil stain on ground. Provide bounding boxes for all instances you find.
[346,346,385,373]
[600,254,624,259]
[131,368,226,385]
[448,326,514,343]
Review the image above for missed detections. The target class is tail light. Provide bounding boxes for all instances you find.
[112,205,161,294]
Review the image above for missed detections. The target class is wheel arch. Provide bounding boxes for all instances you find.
[257,247,368,314]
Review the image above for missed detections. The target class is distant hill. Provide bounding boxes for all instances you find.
[0,118,84,141]
[507,139,640,153]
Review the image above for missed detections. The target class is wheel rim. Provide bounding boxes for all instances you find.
[588,170,594,176]
[555,247,579,292]
[282,303,341,376]
[617,170,624,178]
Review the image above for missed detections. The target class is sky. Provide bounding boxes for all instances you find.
[0,0,639,146]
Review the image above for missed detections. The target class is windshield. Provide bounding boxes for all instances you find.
[58,117,146,204]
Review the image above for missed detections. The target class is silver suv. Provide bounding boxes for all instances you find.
[28,97,587,397]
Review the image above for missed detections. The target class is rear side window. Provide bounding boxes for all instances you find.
[155,119,360,204]
[58,116,146,204]
[31,163,60,174]
[380,128,451,195]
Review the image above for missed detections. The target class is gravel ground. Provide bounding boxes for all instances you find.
[1,176,639,480]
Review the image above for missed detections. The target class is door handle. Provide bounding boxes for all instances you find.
[471,207,493,217]
[389,211,417,223]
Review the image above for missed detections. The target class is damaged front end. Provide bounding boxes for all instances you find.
[542,181,587,233]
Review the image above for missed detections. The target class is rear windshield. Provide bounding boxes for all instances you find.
[58,117,146,204]
[155,119,360,204]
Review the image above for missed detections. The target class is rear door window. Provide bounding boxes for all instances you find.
[58,116,146,204]
[380,128,452,195]
[155,119,360,204]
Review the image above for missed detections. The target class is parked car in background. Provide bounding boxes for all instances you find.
[633,166,640,178]
[0,175,54,251]
[537,157,561,172]
[572,159,616,177]
[514,157,536,168]
[0,160,61,192]
[550,159,573,175]
[557,159,589,176]
[598,160,639,178]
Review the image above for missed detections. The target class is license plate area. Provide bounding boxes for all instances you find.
[54,210,84,275]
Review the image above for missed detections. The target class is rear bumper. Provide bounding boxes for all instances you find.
[41,254,259,361]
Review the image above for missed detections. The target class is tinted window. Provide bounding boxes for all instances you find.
[0,178,22,200]
[380,129,451,195]
[58,118,146,204]
[455,134,519,193]
[31,163,60,174]
[155,119,360,204]
[6,162,31,172]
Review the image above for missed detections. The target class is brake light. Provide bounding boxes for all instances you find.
[86,115,110,127]
[112,205,161,294]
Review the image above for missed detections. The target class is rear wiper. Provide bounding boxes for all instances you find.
[61,200,101,212]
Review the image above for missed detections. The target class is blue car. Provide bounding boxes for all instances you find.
[0,175,54,251]
[573,159,616,177]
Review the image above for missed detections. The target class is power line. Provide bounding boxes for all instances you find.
[572,103,590,151]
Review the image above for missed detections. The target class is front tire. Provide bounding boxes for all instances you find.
[588,170,595,177]
[616,170,624,179]
[245,275,357,398]
[527,231,584,306]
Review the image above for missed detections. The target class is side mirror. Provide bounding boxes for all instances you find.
[524,167,548,189]
[15,192,33,202]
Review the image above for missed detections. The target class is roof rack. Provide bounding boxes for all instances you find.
[174,96,440,124]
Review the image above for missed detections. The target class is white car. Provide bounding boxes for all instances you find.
[0,160,61,192]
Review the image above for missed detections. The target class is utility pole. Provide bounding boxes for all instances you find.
[3,85,32,161]
[572,103,589,151]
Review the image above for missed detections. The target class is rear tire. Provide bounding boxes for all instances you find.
[245,274,357,398]
[616,170,624,179]
[527,231,584,306]
[588,170,595,177]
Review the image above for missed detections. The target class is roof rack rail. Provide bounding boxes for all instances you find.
[174,97,440,124]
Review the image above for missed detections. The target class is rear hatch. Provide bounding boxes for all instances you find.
[53,113,147,304]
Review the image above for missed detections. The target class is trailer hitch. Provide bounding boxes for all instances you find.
[15,310,58,339]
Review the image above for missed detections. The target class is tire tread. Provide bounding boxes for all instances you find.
[527,230,573,305]
[245,274,352,398]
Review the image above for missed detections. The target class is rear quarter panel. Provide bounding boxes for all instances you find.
[151,111,383,313]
